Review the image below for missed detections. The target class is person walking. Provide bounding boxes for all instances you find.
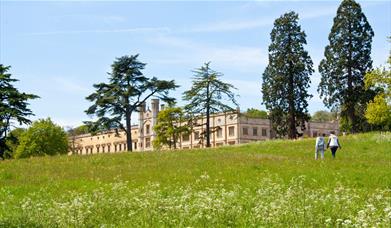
[315,133,326,160]
[327,132,341,158]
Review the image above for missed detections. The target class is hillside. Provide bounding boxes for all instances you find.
[0,132,390,227]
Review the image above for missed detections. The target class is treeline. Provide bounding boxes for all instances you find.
[1,0,390,158]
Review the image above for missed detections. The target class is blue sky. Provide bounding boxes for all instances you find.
[1,0,390,127]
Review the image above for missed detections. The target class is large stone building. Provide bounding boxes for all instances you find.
[71,99,339,155]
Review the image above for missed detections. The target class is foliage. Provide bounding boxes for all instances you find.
[0,65,39,159]
[0,133,390,226]
[85,54,178,151]
[67,125,90,136]
[318,0,374,133]
[364,51,391,128]
[67,125,90,155]
[3,128,26,159]
[14,118,68,158]
[183,62,238,147]
[365,94,391,129]
[244,108,268,119]
[153,107,189,149]
[311,110,337,122]
[262,11,313,139]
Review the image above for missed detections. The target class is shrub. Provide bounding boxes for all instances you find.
[15,118,68,158]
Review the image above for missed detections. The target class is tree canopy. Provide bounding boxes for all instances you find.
[15,118,68,158]
[85,54,178,151]
[364,50,391,129]
[311,110,337,122]
[318,0,374,133]
[0,64,39,159]
[262,11,313,139]
[153,106,189,149]
[183,62,238,147]
[244,108,268,119]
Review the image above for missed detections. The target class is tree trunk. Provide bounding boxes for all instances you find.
[288,75,296,139]
[126,110,132,151]
[205,80,211,147]
[347,21,356,133]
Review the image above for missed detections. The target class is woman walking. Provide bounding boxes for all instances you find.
[327,132,341,158]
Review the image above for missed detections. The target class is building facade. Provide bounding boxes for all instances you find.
[71,99,339,155]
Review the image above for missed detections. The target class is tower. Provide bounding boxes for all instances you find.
[150,99,160,144]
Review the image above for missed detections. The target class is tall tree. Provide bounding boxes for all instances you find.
[364,50,391,129]
[0,65,39,159]
[85,54,178,152]
[318,0,374,133]
[183,62,238,148]
[153,106,189,149]
[262,11,313,139]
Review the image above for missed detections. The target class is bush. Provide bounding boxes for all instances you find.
[15,118,68,158]
[4,128,26,159]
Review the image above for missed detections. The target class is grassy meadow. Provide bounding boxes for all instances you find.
[0,132,390,227]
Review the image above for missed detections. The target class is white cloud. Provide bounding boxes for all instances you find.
[24,27,170,36]
[185,4,337,33]
[149,35,268,72]
[51,77,91,94]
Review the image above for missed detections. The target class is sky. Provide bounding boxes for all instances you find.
[1,0,390,127]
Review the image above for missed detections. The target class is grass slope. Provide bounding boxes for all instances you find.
[0,132,390,227]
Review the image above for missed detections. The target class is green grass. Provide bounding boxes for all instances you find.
[0,132,390,227]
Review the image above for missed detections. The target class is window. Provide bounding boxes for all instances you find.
[182,134,189,142]
[102,146,105,153]
[134,142,137,150]
[228,126,235,136]
[262,128,267,137]
[102,136,105,139]
[97,147,100,153]
[243,127,248,136]
[194,131,200,140]
[228,141,235,145]
[253,127,258,136]
[145,138,151,148]
[108,145,111,152]
[146,124,150,134]
[114,144,117,152]
[119,144,122,151]
[217,128,223,138]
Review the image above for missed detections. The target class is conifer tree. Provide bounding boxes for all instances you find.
[262,11,313,139]
[0,65,39,159]
[85,54,178,151]
[318,0,374,133]
[183,62,238,147]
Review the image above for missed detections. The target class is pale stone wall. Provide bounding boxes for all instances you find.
[71,100,339,155]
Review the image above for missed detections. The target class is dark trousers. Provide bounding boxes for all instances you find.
[330,146,338,158]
